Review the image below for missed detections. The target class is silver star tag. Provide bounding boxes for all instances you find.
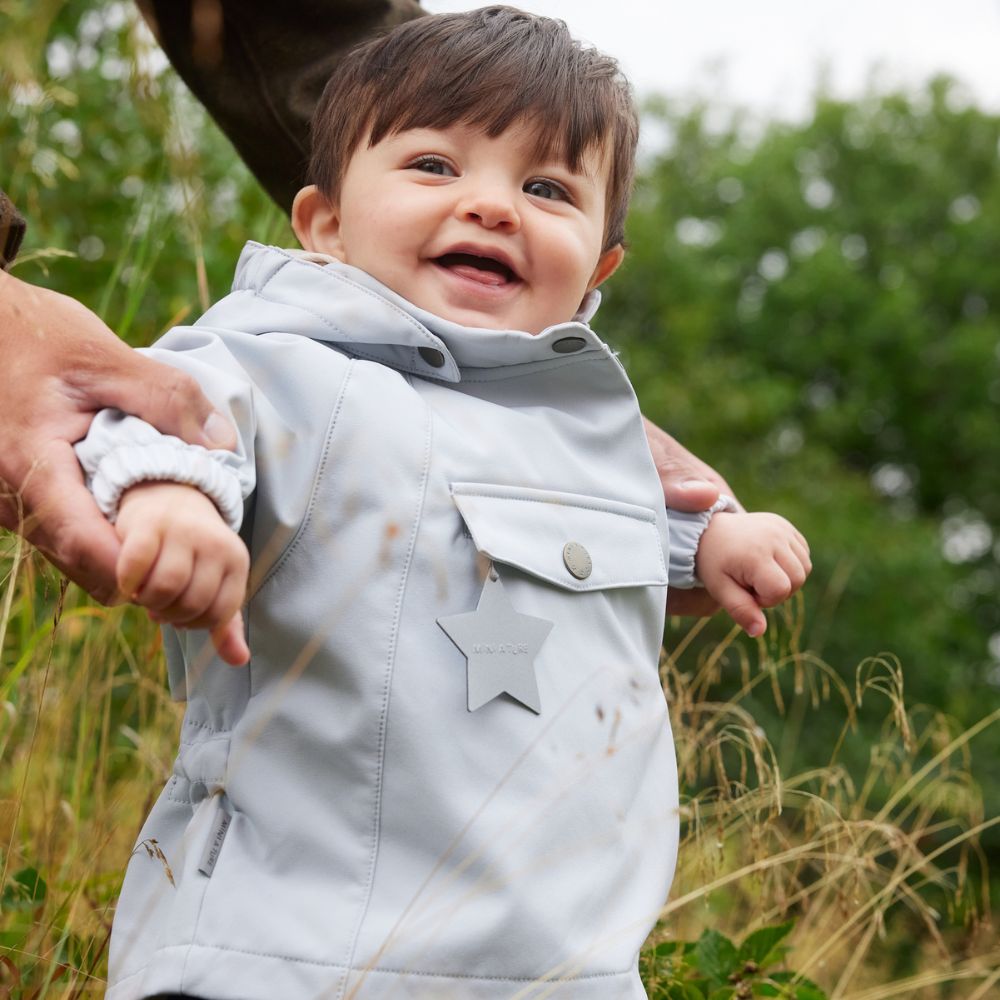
[437,568,553,714]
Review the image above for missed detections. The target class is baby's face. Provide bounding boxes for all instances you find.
[293,121,623,334]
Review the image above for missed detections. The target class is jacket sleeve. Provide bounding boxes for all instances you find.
[666,495,738,589]
[74,327,259,530]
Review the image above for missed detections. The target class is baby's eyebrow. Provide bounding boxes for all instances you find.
[537,158,599,185]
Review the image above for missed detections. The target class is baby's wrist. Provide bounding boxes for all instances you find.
[118,480,217,518]
[691,497,740,585]
[667,495,738,590]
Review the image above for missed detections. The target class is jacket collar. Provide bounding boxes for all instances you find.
[212,242,608,384]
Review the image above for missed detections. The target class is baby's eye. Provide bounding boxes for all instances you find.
[524,178,570,202]
[409,156,456,176]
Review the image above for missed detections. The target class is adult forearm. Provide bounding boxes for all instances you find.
[0,190,26,271]
[0,267,236,601]
[136,0,427,212]
[641,417,744,618]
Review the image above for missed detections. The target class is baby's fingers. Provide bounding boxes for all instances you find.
[749,562,794,608]
[790,536,813,576]
[211,613,249,667]
[181,559,247,633]
[776,544,810,592]
[711,575,767,638]
[117,528,162,601]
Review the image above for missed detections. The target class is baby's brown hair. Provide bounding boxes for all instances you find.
[306,5,639,250]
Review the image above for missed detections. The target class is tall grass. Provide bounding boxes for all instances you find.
[1,5,997,995]
[0,548,997,996]
[0,547,181,997]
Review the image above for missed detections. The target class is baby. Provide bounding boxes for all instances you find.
[77,7,809,999]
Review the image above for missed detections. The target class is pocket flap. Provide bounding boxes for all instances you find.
[451,482,668,592]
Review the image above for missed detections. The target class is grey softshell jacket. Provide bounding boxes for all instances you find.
[77,243,717,999]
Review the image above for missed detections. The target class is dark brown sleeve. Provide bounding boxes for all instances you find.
[0,190,26,271]
[138,0,426,215]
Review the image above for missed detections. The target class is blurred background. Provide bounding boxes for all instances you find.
[1,1,999,995]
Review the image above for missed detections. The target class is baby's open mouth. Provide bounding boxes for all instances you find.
[434,252,519,287]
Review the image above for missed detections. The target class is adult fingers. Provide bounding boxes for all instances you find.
[642,418,740,513]
[666,587,721,618]
[73,347,237,451]
[7,446,123,603]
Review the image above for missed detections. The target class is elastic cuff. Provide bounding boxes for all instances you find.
[89,441,244,530]
[667,494,738,589]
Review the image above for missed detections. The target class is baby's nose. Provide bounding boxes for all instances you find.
[457,187,520,230]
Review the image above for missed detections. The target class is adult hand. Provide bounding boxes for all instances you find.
[642,417,743,618]
[0,270,237,603]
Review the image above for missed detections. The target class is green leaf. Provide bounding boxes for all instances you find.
[738,920,795,967]
[1,867,47,910]
[666,985,706,1000]
[692,929,740,986]
[707,988,736,1000]
[655,939,687,958]
[763,971,830,1000]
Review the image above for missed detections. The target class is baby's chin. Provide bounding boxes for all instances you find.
[404,295,558,336]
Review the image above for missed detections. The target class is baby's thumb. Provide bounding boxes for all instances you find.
[211,612,250,666]
[712,576,766,638]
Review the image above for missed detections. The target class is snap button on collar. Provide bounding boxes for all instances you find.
[563,542,592,580]
[418,346,446,368]
[552,336,586,354]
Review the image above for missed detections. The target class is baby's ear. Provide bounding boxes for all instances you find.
[587,244,625,291]
[291,186,345,260]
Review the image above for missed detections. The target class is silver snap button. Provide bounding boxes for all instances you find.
[552,336,586,354]
[418,347,446,368]
[562,542,592,580]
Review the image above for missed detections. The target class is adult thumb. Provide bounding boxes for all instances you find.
[88,348,237,451]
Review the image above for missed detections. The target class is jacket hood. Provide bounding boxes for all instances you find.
[195,242,609,384]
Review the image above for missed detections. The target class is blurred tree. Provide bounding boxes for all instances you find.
[604,83,1000,818]
[0,0,289,344]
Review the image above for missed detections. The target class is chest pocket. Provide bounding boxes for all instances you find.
[450,482,668,591]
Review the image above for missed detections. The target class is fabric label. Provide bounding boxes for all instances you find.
[197,799,232,877]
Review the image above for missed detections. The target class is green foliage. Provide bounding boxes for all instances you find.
[1,867,47,911]
[1,0,290,348]
[606,82,1000,840]
[641,921,829,999]
[2,1,999,993]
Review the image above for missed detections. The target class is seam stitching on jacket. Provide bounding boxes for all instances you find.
[454,490,657,522]
[456,354,604,382]
[252,258,443,348]
[337,407,435,998]
[255,361,355,595]
[180,718,232,736]
[454,491,668,581]
[246,257,605,381]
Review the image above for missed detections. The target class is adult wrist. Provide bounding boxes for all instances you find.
[0,190,26,271]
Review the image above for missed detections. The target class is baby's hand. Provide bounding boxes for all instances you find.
[115,482,251,665]
[694,512,811,637]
